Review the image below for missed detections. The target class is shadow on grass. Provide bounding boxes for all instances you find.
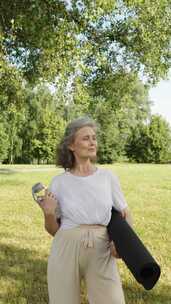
[0,243,170,304]
[0,243,48,304]
[0,243,88,304]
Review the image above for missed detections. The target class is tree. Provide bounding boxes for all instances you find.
[0,122,9,162]
[91,100,122,163]
[1,1,171,164]
[0,56,26,163]
[85,71,151,163]
[6,104,25,164]
[125,115,171,163]
[17,85,66,164]
[0,1,170,83]
[148,115,171,163]
[0,56,25,111]
[31,109,65,164]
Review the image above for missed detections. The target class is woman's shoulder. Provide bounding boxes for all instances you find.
[49,170,67,185]
[98,167,120,183]
[98,167,117,176]
[48,171,67,193]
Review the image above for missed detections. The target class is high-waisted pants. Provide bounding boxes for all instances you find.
[47,225,125,304]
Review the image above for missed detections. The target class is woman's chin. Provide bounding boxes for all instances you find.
[89,154,97,161]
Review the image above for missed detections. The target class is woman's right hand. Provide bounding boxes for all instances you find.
[38,189,59,216]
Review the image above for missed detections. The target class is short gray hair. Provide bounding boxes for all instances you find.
[56,116,99,170]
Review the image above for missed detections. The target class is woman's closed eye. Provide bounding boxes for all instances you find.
[83,137,96,141]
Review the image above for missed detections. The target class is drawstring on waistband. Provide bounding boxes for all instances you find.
[79,224,106,248]
[81,229,95,248]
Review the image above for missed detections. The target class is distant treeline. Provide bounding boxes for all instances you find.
[1,82,171,164]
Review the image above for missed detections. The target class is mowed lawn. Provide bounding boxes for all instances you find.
[0,163,170,304]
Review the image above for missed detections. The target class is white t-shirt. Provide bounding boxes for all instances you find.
[49,167,128,230]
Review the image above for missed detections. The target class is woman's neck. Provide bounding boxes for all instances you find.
[69,163,97,176]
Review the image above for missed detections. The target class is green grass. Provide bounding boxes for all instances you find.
[0,164,171,304]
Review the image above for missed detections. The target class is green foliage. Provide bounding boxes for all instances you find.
[148,115,171,163]
[0,55,26,163]
[0,1,171,164]
[126,115,171,163]
[88,70,151,121]
[0,122,9,161]
[7,105,25,164]
[0,57,25,111]
[30,109,65,164]
[16,85,66,164]
[91,100,122,163]
[0,0,171,82]
[87,72,152,163]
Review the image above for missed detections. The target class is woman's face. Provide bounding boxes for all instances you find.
[69,126,97,161]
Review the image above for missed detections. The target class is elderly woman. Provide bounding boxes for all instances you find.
[39,116,132,304]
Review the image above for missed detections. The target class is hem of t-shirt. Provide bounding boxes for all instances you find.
[59,222,108,230]
[113,203,128,212]
[59,225,79,231]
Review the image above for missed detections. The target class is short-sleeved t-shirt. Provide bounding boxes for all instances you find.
[49,167,128,230]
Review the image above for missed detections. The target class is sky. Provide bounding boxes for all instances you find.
[149,71,171,127]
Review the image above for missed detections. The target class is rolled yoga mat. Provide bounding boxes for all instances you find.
[107,208,161,290]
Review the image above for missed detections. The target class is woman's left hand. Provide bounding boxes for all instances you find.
[120,209,127,219]
[120,208,133,227]
[109,241,120,258]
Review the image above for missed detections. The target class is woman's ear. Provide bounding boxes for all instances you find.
[68,144,74,152]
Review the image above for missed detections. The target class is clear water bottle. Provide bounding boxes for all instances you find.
[32,182,61,221]
[32,182,46,203]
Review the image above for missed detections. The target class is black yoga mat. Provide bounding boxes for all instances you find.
[107,208,161,290]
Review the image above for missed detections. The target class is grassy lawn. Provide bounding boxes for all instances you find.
[0,163,170,304]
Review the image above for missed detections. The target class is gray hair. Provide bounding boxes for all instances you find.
[56,116,99,170]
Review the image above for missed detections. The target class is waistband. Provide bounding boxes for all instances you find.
[78,224,106,249]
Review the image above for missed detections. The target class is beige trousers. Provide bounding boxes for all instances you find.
[47,225,125,304]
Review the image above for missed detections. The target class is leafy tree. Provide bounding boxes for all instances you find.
[86,71,151,163]
[0,1,171,83]
[17,85,66,164]
[0,122,9,162]
[6,105,25,164]
[0,57,25,111]
[1,1,171,164]
[31,109,66,164]
[148,115,171,163]
[88,70,151,120]
[125,123,150,163]
[92,100,122,163]
[126,115,171,163]
[0,55,26,163]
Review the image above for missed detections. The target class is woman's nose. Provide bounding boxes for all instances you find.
[89,139,96,146]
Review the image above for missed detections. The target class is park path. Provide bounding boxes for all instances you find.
[0,166,62,173]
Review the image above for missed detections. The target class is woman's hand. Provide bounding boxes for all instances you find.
[109,241,120,258]
[38,189,59,216]
[120,208,127,219]
[120,207,133,227]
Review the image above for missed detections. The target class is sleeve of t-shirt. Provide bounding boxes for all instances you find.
[108,170,128,211]
[48,176,59,199]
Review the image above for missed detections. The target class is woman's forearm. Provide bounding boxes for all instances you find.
[44,213,60,236]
